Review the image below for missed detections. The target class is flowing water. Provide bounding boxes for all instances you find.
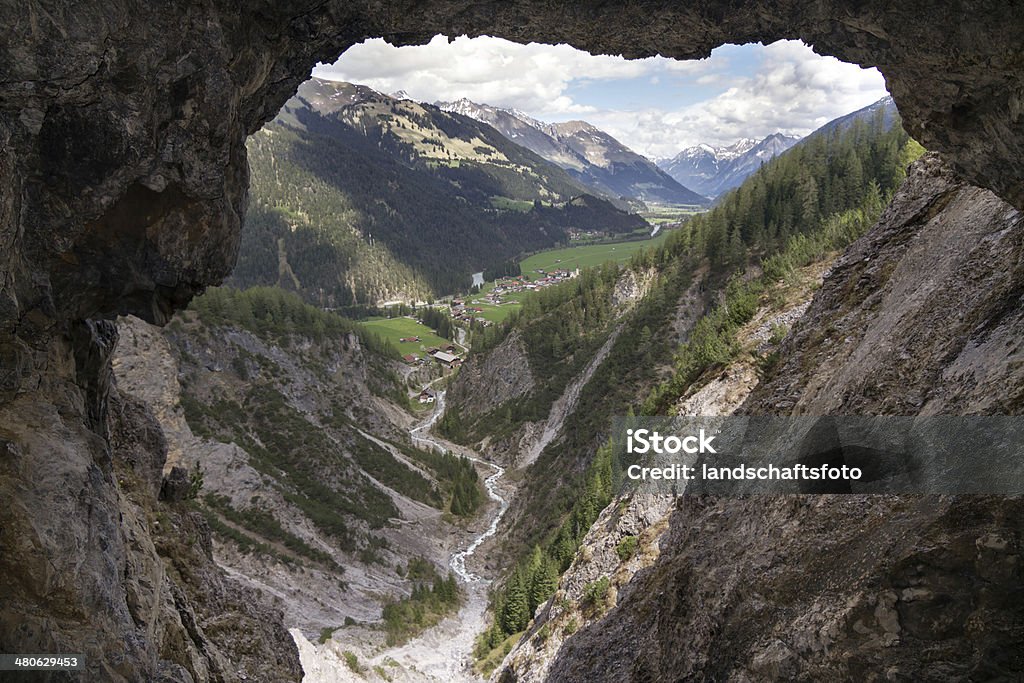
[294,389,509,682]
[411,390,508,582]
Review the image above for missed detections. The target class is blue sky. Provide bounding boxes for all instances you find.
[561,44,762,112]
[313,36,888,159]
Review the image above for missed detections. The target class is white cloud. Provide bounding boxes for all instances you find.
[588,42,889,158]
[314,35,659,115]
[314,36,889,160]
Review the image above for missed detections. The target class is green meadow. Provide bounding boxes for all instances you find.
[518,230,671,280]
[359,317,451,358]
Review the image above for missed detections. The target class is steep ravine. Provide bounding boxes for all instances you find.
[520,324,625,470]
[495,250,826,682]
[508,155,1024,682]
[298,391,510,683]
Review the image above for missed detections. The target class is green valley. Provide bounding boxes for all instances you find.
[231,78,648,307]
[518,232,671,280]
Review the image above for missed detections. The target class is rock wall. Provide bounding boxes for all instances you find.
[746,153,1024,415]
[509,156,1024,681]
[0,331,301,681]
[449,330,535,422]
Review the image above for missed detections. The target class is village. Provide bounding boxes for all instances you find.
[399,338,464,368]
[373,262,583,381]
[469,266,580,308]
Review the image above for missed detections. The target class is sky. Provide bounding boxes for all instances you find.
[313,35,889,160]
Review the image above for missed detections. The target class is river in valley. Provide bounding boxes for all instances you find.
[412,390,509,583]
[294,389,509,682]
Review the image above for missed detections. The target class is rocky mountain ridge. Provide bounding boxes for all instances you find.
[659,132,801,198]
[436,98,707,206]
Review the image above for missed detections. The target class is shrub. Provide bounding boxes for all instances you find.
[342,651,360,673]
[615,536,638,562]
[582,576,610,606]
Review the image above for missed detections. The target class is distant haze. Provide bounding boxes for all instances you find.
[314,36,888,159]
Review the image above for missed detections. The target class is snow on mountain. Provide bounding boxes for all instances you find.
[436,99,708,205]
[658,133,801,198]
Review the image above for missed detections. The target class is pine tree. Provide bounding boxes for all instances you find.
[529,556,559,613]
[501,571,530,633]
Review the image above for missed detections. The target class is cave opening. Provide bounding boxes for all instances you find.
[232,34,894,310]
[4,4,1024,681]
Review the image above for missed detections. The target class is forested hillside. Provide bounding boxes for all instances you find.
[233,79,646,305]
[454,104,923,666]
[643,102,921,413]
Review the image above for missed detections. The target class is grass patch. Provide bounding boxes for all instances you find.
[473,631,522,679]
[342,650,361,674]
[517,232,670,281]
[359,316,451,359]
[489,196,536,212]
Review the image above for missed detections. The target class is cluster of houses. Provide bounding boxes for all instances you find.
[483,268,580,305]
[402,343,463,369]
[449,299,493,326]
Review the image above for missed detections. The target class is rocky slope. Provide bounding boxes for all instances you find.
[448,330,536,427]
[745,153,1024,416]
[113,300,487,643]
[499,155,1024,681]
[438,98,706,206]
[2,2,1024,679]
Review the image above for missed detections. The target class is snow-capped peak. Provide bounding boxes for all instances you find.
[717,138,758,160]
[659,133,801,198]
[436,98,490,122]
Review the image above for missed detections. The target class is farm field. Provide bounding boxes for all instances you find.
[518,230,672,280]
[359,316,451,358]
[466,231,674,323]
[640,204,705,225]
[464,301,519,323]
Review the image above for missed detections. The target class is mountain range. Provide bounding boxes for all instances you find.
[655,97,897,200]
[234,78,646,304]
[437,98,707,206]
[657,133,801,199]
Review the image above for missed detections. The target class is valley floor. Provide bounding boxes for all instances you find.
[294,392,511,683]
